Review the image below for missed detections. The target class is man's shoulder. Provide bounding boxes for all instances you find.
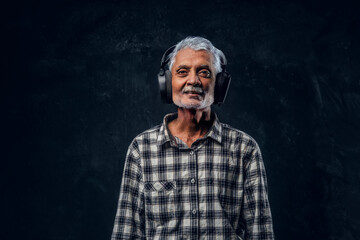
[133,124,162,142]
[219,122,259,147]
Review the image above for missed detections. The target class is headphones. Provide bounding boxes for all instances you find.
[158,46,231,105]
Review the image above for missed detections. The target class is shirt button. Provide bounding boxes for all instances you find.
[192,209,197,215]
[190,151,194,155]
[191,178,196,184]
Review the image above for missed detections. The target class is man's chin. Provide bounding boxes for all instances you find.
[182,105,202,110]
[174,100,211,110]
[174,100,201,109]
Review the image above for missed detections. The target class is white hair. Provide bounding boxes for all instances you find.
[168,36,225,74]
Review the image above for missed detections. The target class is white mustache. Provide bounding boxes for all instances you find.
[182,86,203,94]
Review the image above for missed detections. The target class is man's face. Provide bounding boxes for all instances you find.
[171,48,216,109]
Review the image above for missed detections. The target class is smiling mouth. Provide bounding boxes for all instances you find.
[182,86,204,95]
[183,89,204,95]
[185,91,202,94]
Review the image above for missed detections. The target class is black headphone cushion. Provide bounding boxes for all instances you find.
[214,72,231,104]
[164,69,173,104]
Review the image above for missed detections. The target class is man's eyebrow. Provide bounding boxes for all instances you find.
[176,65,190,70]
[197,65,211,69]
[176,65,211,69]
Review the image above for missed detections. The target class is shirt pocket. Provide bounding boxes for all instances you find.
[144,181,178,226]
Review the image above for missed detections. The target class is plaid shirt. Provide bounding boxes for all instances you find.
[111,113,274,240]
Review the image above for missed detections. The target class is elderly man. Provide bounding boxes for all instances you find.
[111,37,274,239]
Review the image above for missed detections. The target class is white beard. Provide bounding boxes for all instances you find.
[173,87,214,109]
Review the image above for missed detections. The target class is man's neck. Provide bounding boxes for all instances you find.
[168,107,212,147]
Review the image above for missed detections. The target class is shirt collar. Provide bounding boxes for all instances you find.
[157,112,222,146]
[157,113,177,146]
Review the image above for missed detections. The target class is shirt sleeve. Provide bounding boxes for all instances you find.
[241,141,275,240]
[111,140,145,240]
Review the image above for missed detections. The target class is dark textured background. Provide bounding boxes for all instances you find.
[3,0,360,239]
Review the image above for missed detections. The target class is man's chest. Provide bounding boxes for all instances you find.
[141,144,246,236]
[141,145,244,189]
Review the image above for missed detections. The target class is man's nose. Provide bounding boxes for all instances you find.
[187,72,201,86]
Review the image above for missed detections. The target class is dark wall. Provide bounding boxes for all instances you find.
[4,0,360,239]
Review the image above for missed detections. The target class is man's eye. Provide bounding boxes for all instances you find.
[177,70,188,76]
[198,70,211,78]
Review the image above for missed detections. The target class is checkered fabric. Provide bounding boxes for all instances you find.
[111,113,274,240]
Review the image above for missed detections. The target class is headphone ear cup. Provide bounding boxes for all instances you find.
[214,72,231,105]
[158,45,176,104]
[164,70,173,104]
[158,68,173,104]
[158,69,167,103]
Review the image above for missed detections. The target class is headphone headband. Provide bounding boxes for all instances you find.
[160,46,176,69]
